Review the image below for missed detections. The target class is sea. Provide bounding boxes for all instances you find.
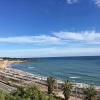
[11,56,100,86]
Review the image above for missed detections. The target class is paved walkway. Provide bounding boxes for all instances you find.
[0,81,16,92]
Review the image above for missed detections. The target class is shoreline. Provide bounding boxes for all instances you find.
[9,61,100,88]
[0,60,100,90]
[8,67,100,88]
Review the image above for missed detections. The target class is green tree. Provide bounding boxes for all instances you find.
[47,76,55,95]
[11,86,27,98]
[26,85,48,100]
[26,85,40,100]
[83,85,97,100]
[5,94,18,100]
[0,84,57,100]
[61,80,73,100]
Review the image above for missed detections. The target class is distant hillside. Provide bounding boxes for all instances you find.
[0,57,32,61]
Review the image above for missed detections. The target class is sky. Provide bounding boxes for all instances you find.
[0,0,100,57]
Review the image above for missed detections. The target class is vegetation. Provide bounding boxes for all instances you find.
[47,76,55,95]
[0,85,57,100]
[61,80,73,100]
[83,85,97,100]
[0,76,98,100]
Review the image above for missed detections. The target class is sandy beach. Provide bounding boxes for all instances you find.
[0,59,26,69]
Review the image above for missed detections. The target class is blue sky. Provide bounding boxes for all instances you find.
[0,0,100,57]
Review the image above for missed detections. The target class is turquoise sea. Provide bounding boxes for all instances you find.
[11,56,100,86]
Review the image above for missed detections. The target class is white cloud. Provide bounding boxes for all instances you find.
[0,31,100,45]
[0,35,60,44]
[0,47,100,57]
[0,31,100,57]
[93,0,100,7]
[53,31,100,44]
[66,0,78,4]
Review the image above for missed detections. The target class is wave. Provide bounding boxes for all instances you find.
[69,76,80,79]
[28,67,35,69]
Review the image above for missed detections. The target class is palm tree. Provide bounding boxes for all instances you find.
[61,80,73,100]
[47,76,55,95]
[83,85,97,100]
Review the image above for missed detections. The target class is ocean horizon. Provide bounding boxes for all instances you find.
[11,56,100,86]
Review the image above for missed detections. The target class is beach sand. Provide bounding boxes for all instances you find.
[0,59,25,69]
